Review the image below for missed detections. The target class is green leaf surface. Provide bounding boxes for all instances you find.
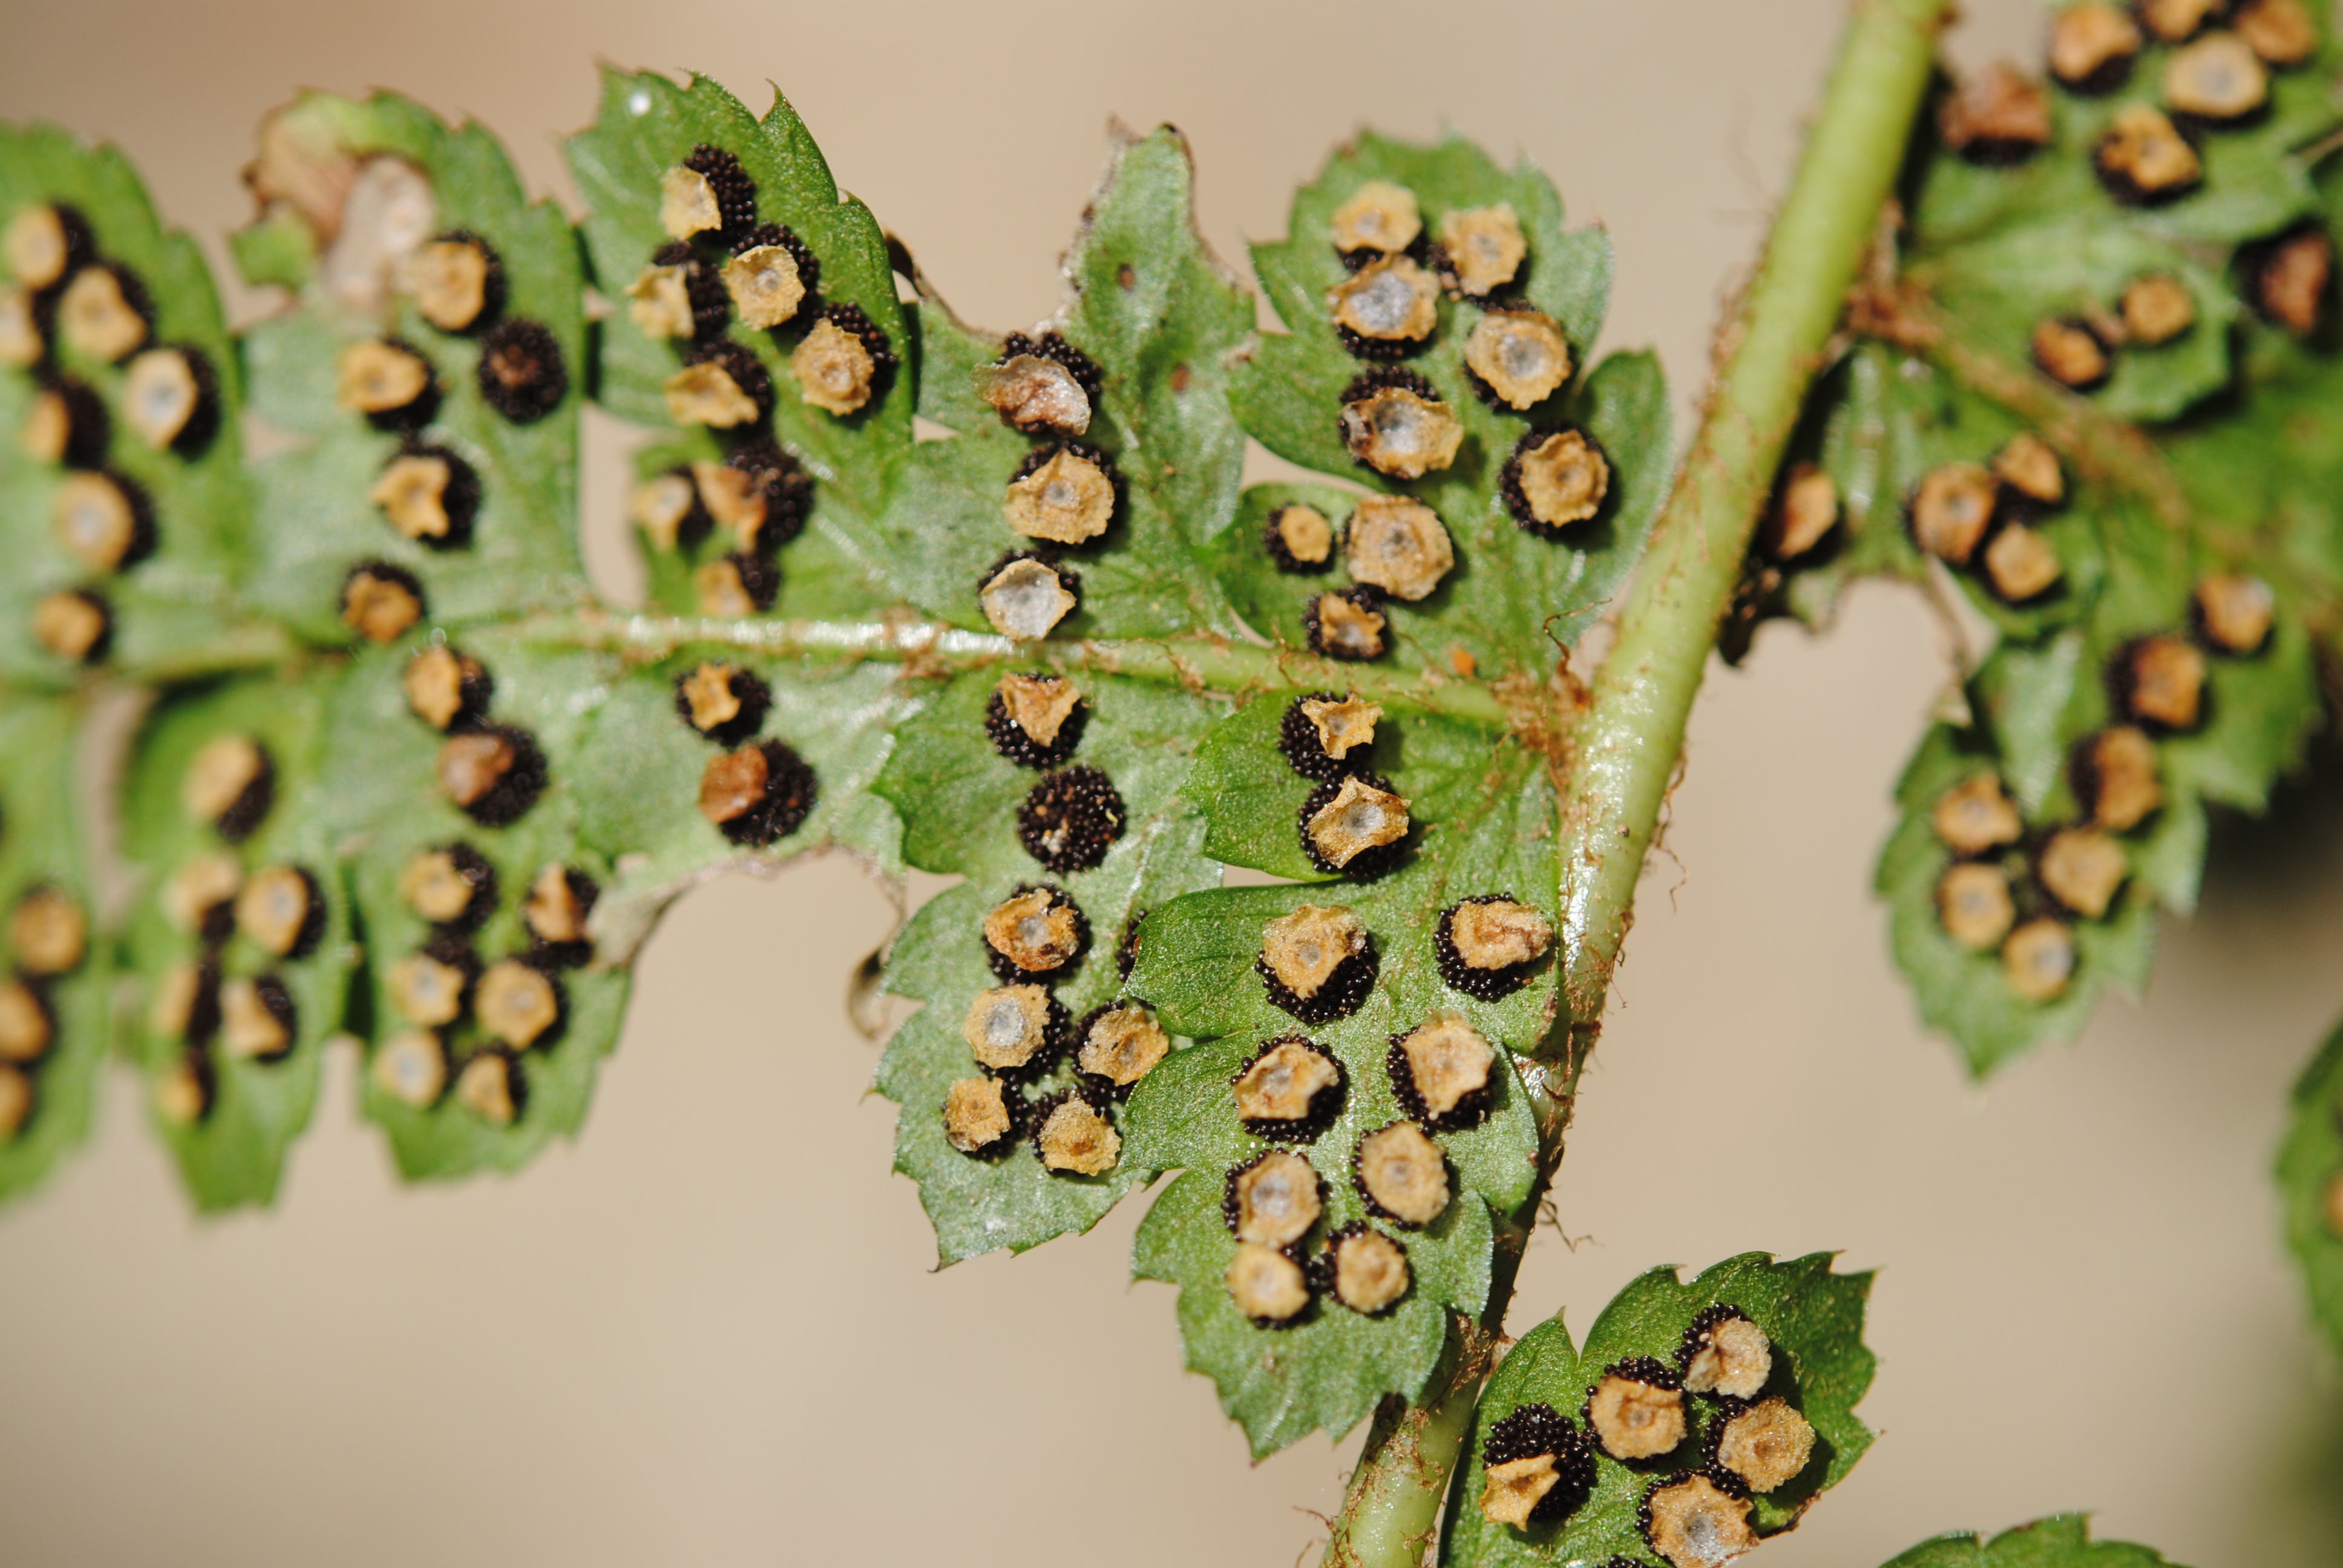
[0,120,254,686]
[2278,1014,2343,1358]
[1122,697,1553,1455]
[1909,15,2341,423]
[1229,132,1666,674]
[232,92,592,642]
[565,69,909,617]
[1137,1164,1488,1457]
[865,126,1254,638]
[1876,1515,2192,1568]
[1441,1253,1875,1567]
[323,624,908,1181]
[873,668,1220,1262]
[314,634,624,1180]
[0,694,109,1202]
[1792,344,2108,644]
[563,648,908,951]
[1870,490,2319,1073]
[1785,117,2343,1077]
[1878,724,2160,1079]
[119,668,355,1209]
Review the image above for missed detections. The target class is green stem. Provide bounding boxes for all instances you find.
[1318,3,1952,1563]
[513,607,1516,724]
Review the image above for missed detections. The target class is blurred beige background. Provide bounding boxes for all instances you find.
[5,2,2343,1564]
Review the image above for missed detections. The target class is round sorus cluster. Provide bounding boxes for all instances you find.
[437,724,547,828]
[959,982,1067,1080]
[1337,365,1463,480]
[1677,1304,1773,1399]
[1503,428,1612,538]
[697,739,818,846]
[1004,439,1122,547]
[1072,1001,1170,1096]
[1640,1475,1758,1568]
[792,301,896,417]
[1582,1357,1688,1462]
[1027,1083,1121,1175]
[369,443,480,550]
[673,660,775,748]
[1313,1221,1412,1315]
[677,145,759,241]
[1223,1149,1324,1247]
[984,673,1086,769]
[977,551,1081,641]
[522,864,600,969]
[1303,586,1388,662]
[403,644,493,733]
[980,884,1087,984]
[1278,692,1383,782]
[975,331,1103,436]
[1231,1034,1346,1144]
[1255,903,1377,1023]
[1434,895,1555,1000]
[1478,1402,1597,1529]
[1351,1119,1450,1227]
[1298,773,1411,878]
[1263,503,1335,575]
[340,560,427,645]
[1386,1010,1498,1132]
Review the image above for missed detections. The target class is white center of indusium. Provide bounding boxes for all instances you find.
[1294,940,1322,968]
[62,495,111,552]
[1350,271,1415,334]
[1374,400,1425,456]
[392,1047,432,1094]
[137,368,192,434]
[1680,1511,1734,1567]
[1499,332,1554,382]
[1017,915,1050,947]
[991,573,1067,638]
[985,1002,1024,1047]
[1256,1168,1304,1220]
[1343,802,1386,836]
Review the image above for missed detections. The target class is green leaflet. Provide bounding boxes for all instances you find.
[1875,1516,2191,1568]
[1123,697,1552,1457]
[1873,553,2317,1077]
[562,650,908,955]
[873,669,1219,1263]
[119,667,355,1209]
[867,126,1255,638]
[1764,342,2112,647]
[326,628,905,1182]
[2277,1014,2343,1357]
[1907,3,2340,425]
[1754,30,2343,1077]
[566,69,909,618]
[0,694,109,1201]
[0,121,256,687]
[1878,719,2161,1078]
[233,92,592,642]
[318,635,624,1181]
[1440,1254,1875,1567]
[1230,132,1670,676]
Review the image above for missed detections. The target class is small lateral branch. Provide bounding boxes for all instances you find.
[515,608,1517,725]
[1855,284,2201,535]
